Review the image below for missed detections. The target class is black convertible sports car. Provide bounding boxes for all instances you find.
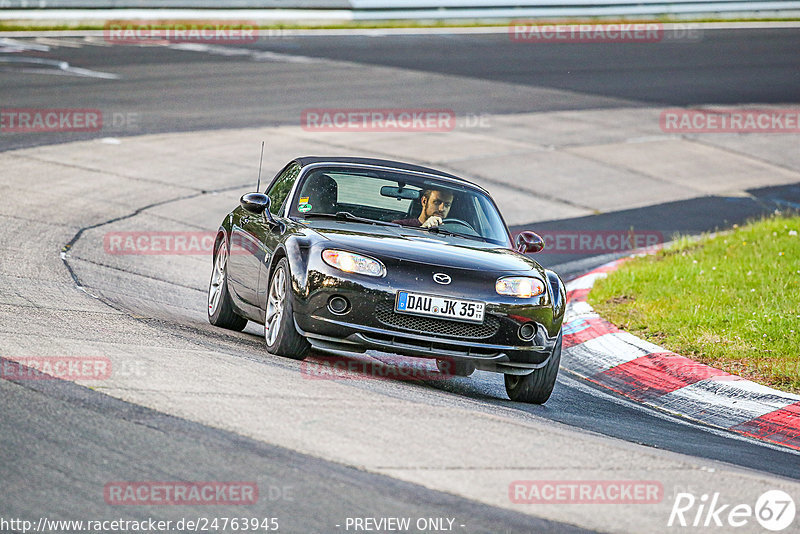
[208,157,566,403]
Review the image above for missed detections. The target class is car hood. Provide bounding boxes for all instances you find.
[304,221,539,273]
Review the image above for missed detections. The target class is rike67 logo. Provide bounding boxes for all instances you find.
[669,490,796,531]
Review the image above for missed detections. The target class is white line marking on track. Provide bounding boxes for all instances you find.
[0,37,50,52]
[559,369,800,457]
[654,378,800,428]
[566,271,608,291]
[34,37,85,48]
[81,36,113,47]
[167,42,319,63]
[565,331,661,375]
[0,56,119,79]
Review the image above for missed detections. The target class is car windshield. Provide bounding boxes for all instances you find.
[288,166,512,247]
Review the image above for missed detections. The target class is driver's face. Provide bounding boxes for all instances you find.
[423,190,453,219]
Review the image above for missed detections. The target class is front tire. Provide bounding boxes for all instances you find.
[208,239,248,331]
[264,257,309,360]
[504,330,562,404]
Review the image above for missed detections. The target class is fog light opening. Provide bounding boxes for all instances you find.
[328,296,350,315]
[518,322,537,341]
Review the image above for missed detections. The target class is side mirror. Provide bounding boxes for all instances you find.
[516,231,545,254]
[240,192,270,214]
[240,193,283,231]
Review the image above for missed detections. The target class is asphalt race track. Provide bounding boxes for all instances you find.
[3,26,800,151]
[2,26,800,533]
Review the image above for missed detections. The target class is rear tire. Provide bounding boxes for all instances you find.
[208,239,247,331]
[436,358,475,377]
[504,330,562,404]
[264,257,309,360]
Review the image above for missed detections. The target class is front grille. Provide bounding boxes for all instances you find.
[375,301,500,339]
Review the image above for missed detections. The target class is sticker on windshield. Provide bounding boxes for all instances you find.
[298,203,312,213]
[300,196,309,204]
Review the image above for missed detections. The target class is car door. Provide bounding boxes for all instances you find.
[227,162,300,320]
[256,162,301,311]
[227,206,266,319]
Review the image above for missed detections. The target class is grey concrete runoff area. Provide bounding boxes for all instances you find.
[2,29,800,533]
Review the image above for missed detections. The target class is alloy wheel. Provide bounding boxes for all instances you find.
[265,267,286,345]
[208,244,227,315]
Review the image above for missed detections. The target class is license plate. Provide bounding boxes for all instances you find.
[395,291,485,324]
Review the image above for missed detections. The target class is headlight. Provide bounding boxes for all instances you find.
[496,276,545,298]
[322,249,385,277]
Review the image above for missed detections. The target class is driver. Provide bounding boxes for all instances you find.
[394,189,453,228]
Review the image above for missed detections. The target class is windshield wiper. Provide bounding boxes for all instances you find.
[303,211,401,227]
[416,225,489,242]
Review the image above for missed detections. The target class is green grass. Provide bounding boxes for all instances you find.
[588,215,800,393]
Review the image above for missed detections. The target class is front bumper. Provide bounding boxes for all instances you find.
[289,249,564,373]
[294,311,560,375]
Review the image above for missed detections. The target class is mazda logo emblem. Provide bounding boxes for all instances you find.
[433,273,451,285]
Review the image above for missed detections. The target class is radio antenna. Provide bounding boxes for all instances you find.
[256,141,265,191]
